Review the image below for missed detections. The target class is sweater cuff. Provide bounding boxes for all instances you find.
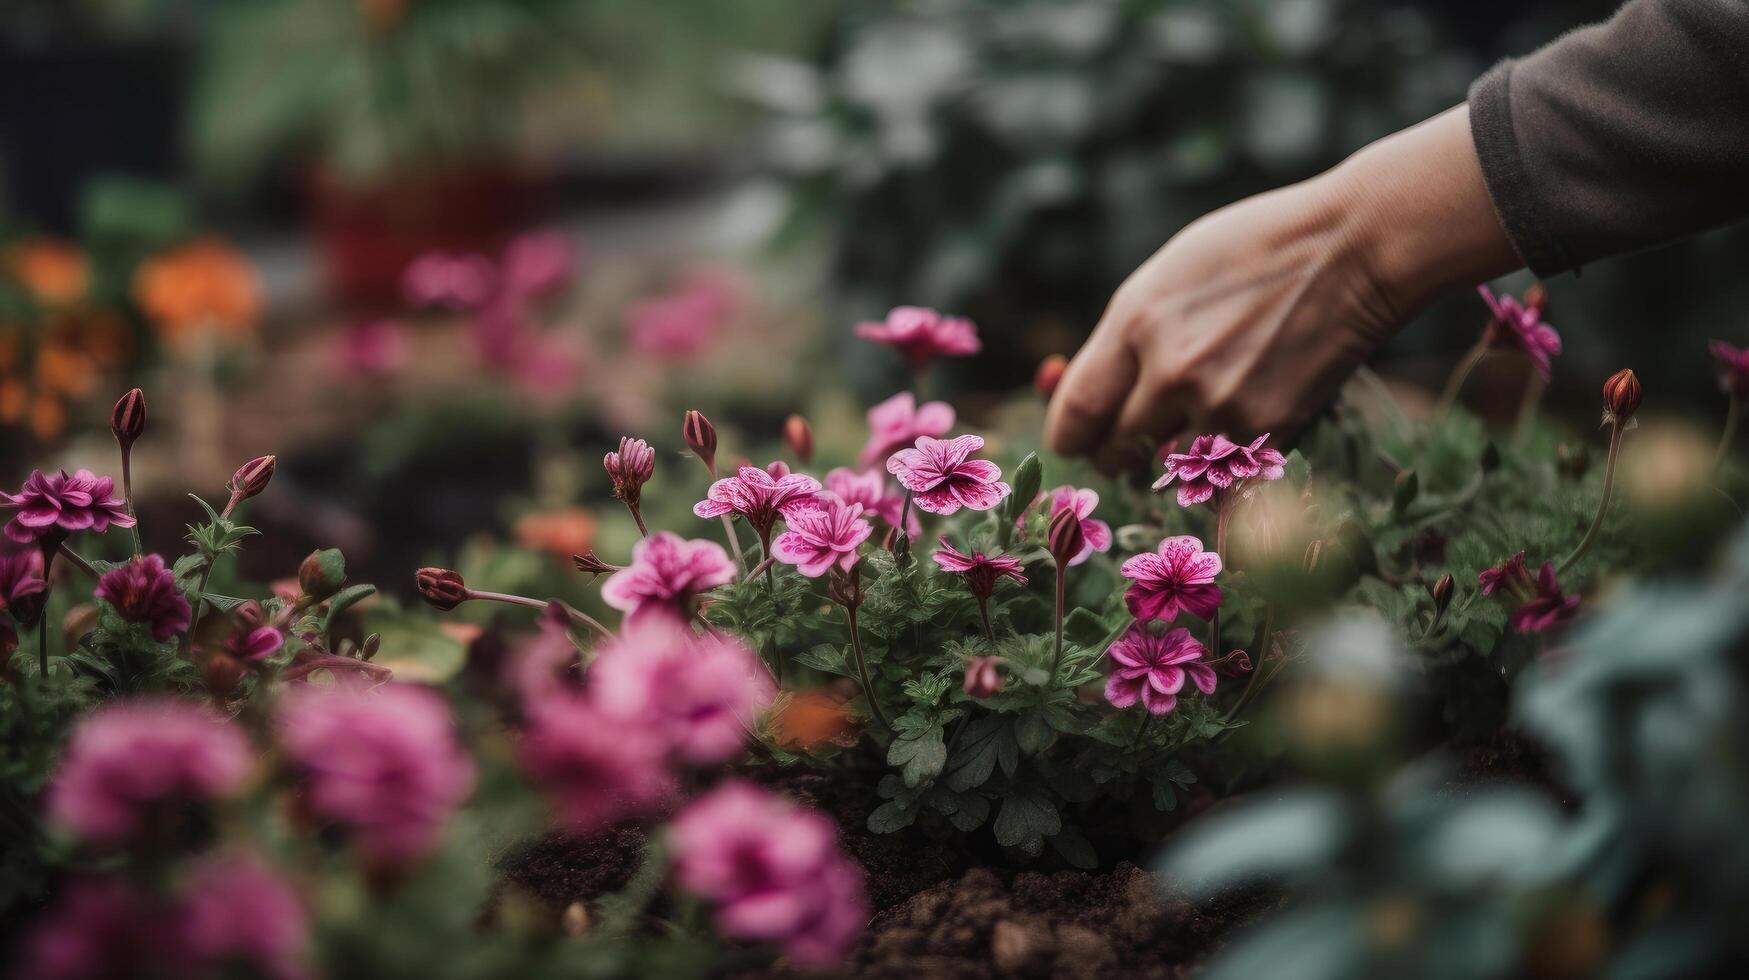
[1468,60,1572,277]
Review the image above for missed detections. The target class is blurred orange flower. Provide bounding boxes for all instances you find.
[513,506,598,563]
[769,690,858,750]
[133,237,261,348]
[35,343,96,398]
[5,238,88,307]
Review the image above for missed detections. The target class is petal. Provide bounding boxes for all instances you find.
[949,479,1010,512]
[1104,676,1141,709]
[912,488,962,515]
[954,458,1002,483]
[1184,664,1219,696]
[1147,668,1187,696]
[1178,584,1223,620]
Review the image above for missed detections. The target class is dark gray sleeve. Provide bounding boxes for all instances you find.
[1467,0,1749,276]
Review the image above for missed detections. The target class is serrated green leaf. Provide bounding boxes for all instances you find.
[947,793,991,832]
[889,729,947,787]
[994,792,1060,854]
[1050,827,1098,869]
[867,800,918,834]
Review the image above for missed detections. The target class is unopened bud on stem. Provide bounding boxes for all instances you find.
[416,567,469,611]
[111,388,146,450]
[683,410,718,474]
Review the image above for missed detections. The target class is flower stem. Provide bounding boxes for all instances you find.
[469,591,613,637]
[1559,419,1624,575]
[720,516,746,573]
[1715,394,1740,469]
[120,449,141,556]
[1208,496,1232,658]
[1224,605,1274,724]
[844,605,888,732]
[1513,373,1546,444]
[977,597,996,647]
[1131,711,1154,750]
[626,503,650,539]
[1051,561,1067,681]
[1437,338,1490,416]
[744,555,776,583]
[55,545,98,579]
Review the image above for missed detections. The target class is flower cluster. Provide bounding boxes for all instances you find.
[854,305,980,369]
[1153,433,1286,508]
[694,465,823,538]
[95,554,191,642]
[2,468,135,544]
[600,531,737,624]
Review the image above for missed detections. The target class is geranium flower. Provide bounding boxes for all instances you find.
[16,878,154,980]
[605,437,656,503]
[518,699,673,833]
[276,684,476,866]
[963,655,1003,698]
[887,434,1011,515]
[0,546,45,609]
[1509,562,1581,633]
[1046,487,1111,566]
[1710,340,1749,400]
[172,855,309,980]
[221,625,285,662]
[627,268,744,358]
[500,229,576,300]
[669,781,868,968]
[772,498,873,577]
[854,305,981,368]
[932,540,1028,599]
[601,532,737,624]
[858,392,955,467]
[329,319,409,379]
[47,699,253,845]
[2,468,135,544]
[1153,434,1285,507]
[826,467,919,539]
[1478,551,1532,596]
[1104,624,1216,715]
[402,252,494,309]
[94,555,191,642]
[693,466,823,537]
[1479,285,1562,380]
[587,619,774,764]
[1120,535,1223,622]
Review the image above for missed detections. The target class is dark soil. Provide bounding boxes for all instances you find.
[497,823,650,912]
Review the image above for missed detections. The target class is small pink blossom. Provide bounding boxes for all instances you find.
[887,434,1011,515]
[858,392,955,468]
[1509,562,1581,634]
[826,467,919,539]
[627,268,745,358]
[329,319,409,379]
[403,252,494,309]
[772,498,873,577]
[1478,551,1533,597]
[222,625,285,662]
[95,554,191,642]
[669,781,868,968]
[519,698,673,833]
[588,618,774,764]
[2,468,136,544]
[1120,535,1223,623]
[1046,487,1112,566]
[1104,624,1216,715]
[932,539,1027,599]
[605,436,657,504]
[172,855,309,980]
[694,465,823,536]
[0,545,46,609]
[854,306,981,369]
[1152,434,1285,508]
[47,699,253,845]
[1710,340,1749,400]
[963,656,1003,698]
[1479,285,1562,380]
[500,230,577,300]
[601,531,738,625]
[277,683,476,866]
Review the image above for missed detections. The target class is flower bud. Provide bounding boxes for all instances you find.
[571,549,618,580]
[227,455,277,504]
[1034,354,1067,399]
[1046,507,1084,568]
[604,437,655,503]
[202,652,246,703]
[1524,282,1548,314]
[360,632,380,660]
[299,548,347,601]
[110,388,146,451]
[1602,368,1642,424]
[1431,573,1454,615]
[963,656,1003,698]
[783,414,814,464]
[416,567,469,611]
[683,410,718,473]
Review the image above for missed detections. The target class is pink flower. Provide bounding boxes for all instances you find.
[772,498,873,577]
[627,268,744,358]
[95,554,191,642]
[1152,434,1285,507]
[222,625,285,662]
[15,878,155,980]
[932,539,1027,599]
[519,698,673,832]
[47,699,253,845]
[1478,551,1533,597]
[588,619,775,764]
[1509,562,1581,634]
[1120,535,1223,623]
[669,781,868,968]
[276,684,476,866]
[172,855,309,980]
[2,468,136,544]
[330,319,409,379]
[1104,624,1216,715]
[887,434,1011,516]
[500,230,577,300]
[0,545,45,609]
[694,465,823,537]
[1046,487,1112,566]
[601,532,737,625]
[963,656,1003,698]
[826,467,918,539]
[854,305,981,368]
[1480,285,1562,380]
[1710,340,1749,400]
[605,436,657,504]
[403,252,494,309]
[858,392,955,467]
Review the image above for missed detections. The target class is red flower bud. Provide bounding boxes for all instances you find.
[1524,282,1548,314]
[110,388,146,450]
[415,567,469,611]
[299,548,346,601]
[1602,368,1641,424]
[1034,354,1067,399]
[1431,573,1454,615]
[227,455,277,504]
[783,414,814,464]
[1046,507,1085,568]
[572,550,619,580]
[683,409,718,473]
[202,651,246,704]
[963,656,1003,698]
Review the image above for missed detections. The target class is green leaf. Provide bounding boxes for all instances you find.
[1014,712,1054,755]
[994,792,1060,855]
[946,793,991,832]
[888,729,948,787]
[794,643,853,678]
[1050,826,1098,869]
[1392,469,1420,516]
[197,592,251,614]
[944,715,1012,792]
[320,584,378,633]
[867,801,918,834]
[999,452,1043,548]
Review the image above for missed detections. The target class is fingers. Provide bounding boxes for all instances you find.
[1093,374,1193,475]
[1044,331,1138,458]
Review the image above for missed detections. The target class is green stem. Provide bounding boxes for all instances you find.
[1051,562,1066,680]
[121,450,141,556]
[977,596,996,646]
[1715,394,1740,469]
[56,544,98,579]
[1559,420,1624,575]
[1437,338,1490,417]
[1208,496,1232,657]
[844,605,888,732]
[1513,373,1546,444]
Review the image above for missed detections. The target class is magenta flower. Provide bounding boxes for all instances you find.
[1711,340,1749,400]
[932,539,1027,599]
[1120,535,1223,623]
[95,555,191,642]
[601,531,737,625]
[605,436,656,502]
[223,625,285,662]
[854,305,981,369]
[16,878,154,980]
[500,229,577,300]
[887,434,1011,516]
[1046,487,1112,566]
[2,468,135,544]
[519,698,673,833]
[1152,433,1285,507]
[329,319,409,379]
[1509,562,1581,634]
[402,252,494,309]
[47,699,253,845]
[669,781,868,968]
[772,498,873,577]
[588,619,775,764]
[1104,624,1216,715]
[826,467,919,539]
[1479,285,1562,380]
[172,855,309,980]
[858,391,955,467]
[694,465,823,537]
[276,684,476,866]
[1478,551,1533,597]
[627,268,743,358]
[0,546,45,610]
